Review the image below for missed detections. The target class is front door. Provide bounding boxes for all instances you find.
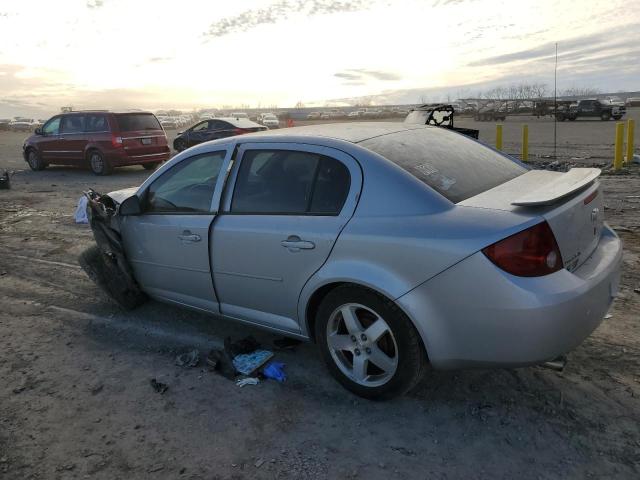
[211,143,361,332]
[38,116,62,163]
[120,149,230,312]
[59,114,87,163]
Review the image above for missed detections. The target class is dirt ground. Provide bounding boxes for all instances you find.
[0,126,639,480]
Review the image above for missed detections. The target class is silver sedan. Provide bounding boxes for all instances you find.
[82,123,622,399]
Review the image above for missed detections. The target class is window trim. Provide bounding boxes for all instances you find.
[139,150,230,216]
[224,143,355,218]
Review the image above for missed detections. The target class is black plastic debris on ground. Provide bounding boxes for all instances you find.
[273,337,302,351]
[150,378,168,394]
[206,347,237,380]
[0,171,10,190]
[226,335,260,356]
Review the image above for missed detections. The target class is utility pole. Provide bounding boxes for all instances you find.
[554,42,558,160]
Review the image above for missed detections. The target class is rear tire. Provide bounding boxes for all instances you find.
[26,149,47,171]
[88,150,113,176]
[613,115,622,121]
[79,245,147,310]
[315,285,428,400]
[142,162,160,171]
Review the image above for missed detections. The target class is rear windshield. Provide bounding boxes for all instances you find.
[115,113,162,132]
[360,127,527,203]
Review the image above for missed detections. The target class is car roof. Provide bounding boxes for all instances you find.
[242,122,429,143]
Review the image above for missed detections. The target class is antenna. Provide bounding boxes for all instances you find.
[554,42,558,160]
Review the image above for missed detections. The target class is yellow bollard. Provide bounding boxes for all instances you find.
[496,124,503,151]
[613,122,624,170]
[626,119,635,164]
[521,124,529,161]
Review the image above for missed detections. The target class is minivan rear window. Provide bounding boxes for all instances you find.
[115,113,162,132]
[360,127,527,203]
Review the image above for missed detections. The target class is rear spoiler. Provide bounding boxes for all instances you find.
[511,168,601,206]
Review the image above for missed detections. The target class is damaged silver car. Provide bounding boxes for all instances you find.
[82,123,622,399]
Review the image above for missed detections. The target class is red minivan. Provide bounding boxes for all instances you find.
[23,111,171,175]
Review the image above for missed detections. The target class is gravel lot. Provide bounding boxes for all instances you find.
[0,124,639,479]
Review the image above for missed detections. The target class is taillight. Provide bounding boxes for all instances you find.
[233,128,248,135]
[482,221,563,277]
[111,136,123,148]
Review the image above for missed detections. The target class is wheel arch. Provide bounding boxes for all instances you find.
[300,277,426,355]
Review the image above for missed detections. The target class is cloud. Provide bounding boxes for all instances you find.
[334,68,401,84]
[86,0,104,9]
[468,24,640,67]
[204,0,369,39]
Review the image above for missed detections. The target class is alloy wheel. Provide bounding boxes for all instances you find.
[90,153,104,173]
[326,303,398,387]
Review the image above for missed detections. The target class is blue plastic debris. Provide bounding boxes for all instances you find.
[232,349,274,376]
[262,362,287,382]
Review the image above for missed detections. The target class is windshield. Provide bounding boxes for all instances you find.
[360,127,527,203]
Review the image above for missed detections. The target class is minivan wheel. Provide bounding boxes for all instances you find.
[315,285,428,400]
[89,150,112,176]
[27,149,47,171]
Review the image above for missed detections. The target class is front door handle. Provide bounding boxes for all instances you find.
[178,230,201,242]
[281,235,315,251]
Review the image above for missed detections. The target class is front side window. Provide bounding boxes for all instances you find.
[42,117,61,135]
[231,149,350,215]
[144,151,226,213]
[61,115,85,134]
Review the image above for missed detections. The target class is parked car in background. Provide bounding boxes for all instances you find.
[307,112,321,120]
[0,119,11,131]
[22,111,170,175]
[557,99,626,121]
[9,118,39,132]
[230,112,249,119]
[82,122,621,399]
[257,113,280,129]
[625,97,640,107]
[172,117,266,151]
[347,111,361,118]
[160,118,178,129]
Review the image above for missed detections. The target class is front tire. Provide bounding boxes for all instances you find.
[601,112,611,121]
[315,285,428,400]
[26,149,47,171]
[173,138,186,152]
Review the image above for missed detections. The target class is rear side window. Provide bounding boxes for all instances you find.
[360,128,526,203]
[231,150,350,215]
[61,115,85,134]
[85,114,108,132]
[115,114,161,132]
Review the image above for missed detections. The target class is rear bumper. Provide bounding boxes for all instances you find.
[397,225,622,369]
[107,147,171,166]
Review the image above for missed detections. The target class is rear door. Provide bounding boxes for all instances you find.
[114,113,168,158]
[120,148,231,312]
[211,143,362,332]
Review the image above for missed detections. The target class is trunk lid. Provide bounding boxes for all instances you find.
[460,168,604,272]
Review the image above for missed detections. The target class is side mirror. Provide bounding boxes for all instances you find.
[35,127,42,135]
[119,195,142,216]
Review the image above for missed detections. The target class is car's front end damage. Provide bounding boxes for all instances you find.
[80,189,147,309]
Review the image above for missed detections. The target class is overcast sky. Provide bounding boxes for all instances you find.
[1,0,639,117]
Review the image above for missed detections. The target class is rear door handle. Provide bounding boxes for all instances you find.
[281,235,315,250]
[178,230,201,242]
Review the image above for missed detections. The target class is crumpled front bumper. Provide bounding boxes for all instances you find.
[397,225,622,369]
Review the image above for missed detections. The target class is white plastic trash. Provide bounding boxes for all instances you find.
[74,196,89,224]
